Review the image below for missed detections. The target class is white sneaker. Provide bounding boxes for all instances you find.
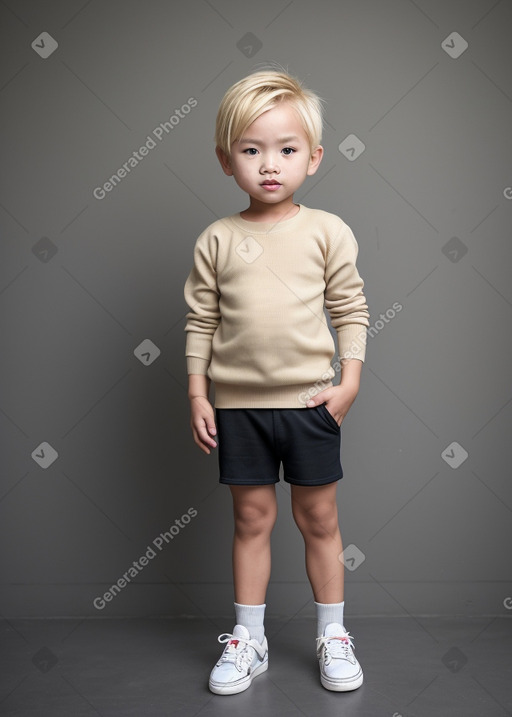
[209,624,268,695]
[316,623,363,691]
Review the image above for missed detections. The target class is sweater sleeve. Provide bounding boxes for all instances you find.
[324,222,370,362]
[183,231,220,375]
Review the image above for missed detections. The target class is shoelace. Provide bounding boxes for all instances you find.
[316,631,356,662]
[216,633,265,673]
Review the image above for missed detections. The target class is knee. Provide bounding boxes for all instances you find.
[234,501,276,538]
[293,501,338,538]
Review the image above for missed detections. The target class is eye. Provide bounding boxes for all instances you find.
[243,148,258,155]
[282,147,295,155]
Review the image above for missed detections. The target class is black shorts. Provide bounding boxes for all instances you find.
[215,404,343,486]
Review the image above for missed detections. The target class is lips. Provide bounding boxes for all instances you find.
[261,180,281,185]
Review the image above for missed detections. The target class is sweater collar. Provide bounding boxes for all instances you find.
[228,204,306,234]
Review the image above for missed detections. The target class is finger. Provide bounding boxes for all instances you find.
[306,392,328,407]
[192,428,213,454]
[196,439,211,455]
[191,412,217,435]
[205,420,217,436]
[195,424,217,448]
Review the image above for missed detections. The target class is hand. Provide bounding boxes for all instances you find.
[305,383,359,427]
[189,396,217,454]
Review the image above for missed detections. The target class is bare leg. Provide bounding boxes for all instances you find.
[230,484,278,604]
[291,482,344,603]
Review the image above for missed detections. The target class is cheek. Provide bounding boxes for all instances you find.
[239,165,256,179]
[232,159,248,172]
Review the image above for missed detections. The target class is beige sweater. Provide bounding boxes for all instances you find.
[184,204,370,408]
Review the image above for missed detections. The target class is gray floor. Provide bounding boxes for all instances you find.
[0,616,510,716]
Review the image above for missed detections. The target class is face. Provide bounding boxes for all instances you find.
[216,102,323,211]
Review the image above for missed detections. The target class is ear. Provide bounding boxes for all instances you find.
[306,145,324,176]
[215,146,233,176]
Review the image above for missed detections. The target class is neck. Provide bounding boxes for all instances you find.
[240,199,300,223]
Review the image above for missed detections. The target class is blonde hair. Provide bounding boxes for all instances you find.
[215,66,324,158]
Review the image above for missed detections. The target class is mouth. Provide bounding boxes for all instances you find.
[261,180,282,191]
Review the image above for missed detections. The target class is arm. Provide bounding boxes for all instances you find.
[306,222,369,425]
[184,231,220,454]
[188,373,211,400]
[339,356,363,393]
[184,231,220,376]
[324,222,370,363]
[306,358,362,425]
[188,374,217,455]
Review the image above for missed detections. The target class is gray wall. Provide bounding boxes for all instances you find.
[1,0,511,620]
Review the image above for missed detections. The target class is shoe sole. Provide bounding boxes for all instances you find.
[209,658,268,695]
[320,669,363,692]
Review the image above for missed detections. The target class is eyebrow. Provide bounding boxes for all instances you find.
[238,135,300,144]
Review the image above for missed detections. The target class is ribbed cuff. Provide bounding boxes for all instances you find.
[186,356,210,375]
[337,324,367,362]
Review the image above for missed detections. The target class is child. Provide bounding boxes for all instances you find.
[183,68,370,695]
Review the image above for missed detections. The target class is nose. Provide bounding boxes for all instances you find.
[260,152,280,174]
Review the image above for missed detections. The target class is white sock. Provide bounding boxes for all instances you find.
[234,602,266,644]
[315,600,345,637]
